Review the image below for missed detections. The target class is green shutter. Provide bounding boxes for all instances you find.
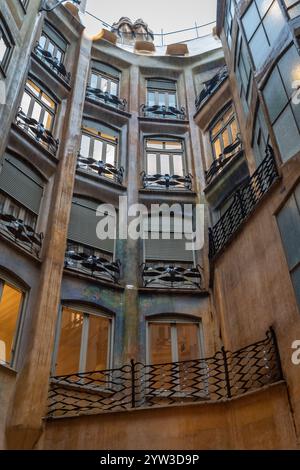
[0,156,44,214]
[68,198,115,253]
[91,61,120,79]
[147,79,176,91]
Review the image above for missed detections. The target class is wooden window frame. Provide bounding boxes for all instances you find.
[21,79,56,131]
[144,137,185,176]
[0,14,14,76]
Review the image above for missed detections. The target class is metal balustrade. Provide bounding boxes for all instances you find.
[141,172,193,190]
[47,328,283,418]
[205,137,243,185]
[195,66,228,111]
[209,145,279,258]
[141,104,186,120]
[141,264,202,289]
[16,108,59,155]
[77,155,124,184]
[0,212,43,256]
[33,43,71,84]
[86,86,127,111]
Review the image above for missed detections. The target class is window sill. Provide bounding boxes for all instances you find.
[76,168,127,191]
[85,96,131,119]
[138,116,189,125]
[139,287,209,296]
[11,122,59,163]
[63,267,125,291]
[50,378,114,397]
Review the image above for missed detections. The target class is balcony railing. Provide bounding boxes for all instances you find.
[86,86,127,111]
[33,43,71,84]
[0,212,43,256]
[141,264,202,289]
[16,108,59,155]
[65,245,121,284]
[205,137,243,185]
[209,145,279,258]
[47,328,283,418]
[141,172,193,190]
[77,155,124,184]
[195,66,228,111]
[141,104,186,120]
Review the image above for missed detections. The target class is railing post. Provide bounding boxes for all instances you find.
[222,347,232,399]
[130,359,136,408]
[269,327,284,380]
[236,188,246,219]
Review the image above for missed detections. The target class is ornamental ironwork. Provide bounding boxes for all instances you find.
[77,155,124,184]
[34,43,71,84]
[0,212,43,256]
[86,86,127,111]
[16,108,59,155]
[141,172,192,190]
[141,264,202,289]
[141,104,186,120]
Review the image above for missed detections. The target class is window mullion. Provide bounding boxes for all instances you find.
[79,314,89,373]
[171,324,179,363]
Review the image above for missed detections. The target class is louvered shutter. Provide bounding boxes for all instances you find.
[0,155,44,214]
[68,197,115,253]
[44,22,68,51]
[82,119,119,140]
[147,79,176,91]
[91,61,120,79]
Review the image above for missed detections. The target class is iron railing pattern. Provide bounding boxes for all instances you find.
[16,108,59,155]
[141,264,202,289]
[209,146,279,258]
[141,172,193,190]
[205,137,243,185]
[195,66,228,111]
[141,104,186,120]
[86,86,127,111]
[77,155,124,184]
[0,213,43,256]
[33,43,71,84]
[65,248,121,284]
[47,328,283,418]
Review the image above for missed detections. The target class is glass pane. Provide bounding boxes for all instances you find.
[55,49,62,62]
[43,110,53,130]
[110,81,118,96]
[20,91,31,115]
[249,25,270,69]
[263,1,286,48]
[80,135,91,158]
[90,73,98,89]
[168,93,176,107]
[0,284,23,365]
[0,37,7,63]
[256,0,273,16]
[165,141,182,151]
[222,128,230,149]
[173,154,183,176]
[213,139,222,159]
[93,139,103,161]
[41,92,55,110]
[85,315,110,372]
[177,323,200,362]
[264,67,288,123]
[231,119,238,141]
[26,80,40,97]
[289,4,300,18]
[146,140,164,150]
[149,323,172,364]
[160,154,170,175]
[277,192,300,269]
[147,153,157,174]
[291,264,300,309]
[39,34,46,49]
[158,93,165,106]
[148,91,155,106]
[242,2,260,40]
[101,78,108,92]
[273,106,300,162]
[105,144,116,165]
[55,307,83,376]
[31,101,42,122]
[278,45,300,100]
[47,42,54,56]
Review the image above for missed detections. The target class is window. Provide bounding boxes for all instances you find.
[20,79,56,131]
[80,121,119,169]
[241,0,286,70]
[263,44,300,162]
[0,277,24,367]
[0,15,14,75]
[145,138,185,176]
[38,22,68,64]
[53,306,112,376]
[147,79,177,108]
[277,183,300,310]
[224,0,235,49]
[252,103,270,166]
[283,0,300,18]
[89,62,120,97]
[210,106,239,160]
[235,29,253,114]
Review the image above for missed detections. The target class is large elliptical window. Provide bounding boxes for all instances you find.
[241,0,286,70]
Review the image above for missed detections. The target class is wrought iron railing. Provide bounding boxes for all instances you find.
[77,154,124,184]
[205,137,243,185]
[65,245,121,284]
[141,264,202,289]
[195,66,228,111]
[47,328,283,418]
[209,145,279,258]
[33,43,71,84]
[16,108,59,155]
[0,212,43,256]
[86,86,127,111]
[141,104,186,120]
[141,172,192,190]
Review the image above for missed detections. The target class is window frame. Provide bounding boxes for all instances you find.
[80,124,119,168]
[146,79,178,109]
[0,14,14,76]
[89,69,119,97]
[144,136,186,177]
[52,304,114,376]
[20,78,57,132]
[234,28,253,114]
[209,105,239,161]
[38,23,68,64]
[282,0,300,19]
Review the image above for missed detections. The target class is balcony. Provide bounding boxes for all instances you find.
[47,328,283,418]
[141,104,186,120]
[141,172,193,191]
[0,212,43,256]
[65,243,121,284]
[16,108,59,156]
[86,86,127,112]
[209,145,279,258]
[205,137,243,185]
[195,66,228,112]
[141,263,202,289]
[33,43,71,85]
[77,155,124,185]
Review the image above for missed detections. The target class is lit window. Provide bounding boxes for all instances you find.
[242,0,286,69]
[20,79,56,131]
[277,183,300,310]
[0,16,14,74]
[210,106,239,160]
[263,44,300,162]
[283,0,300,19]
[54,306,112,376]
[80,123,118,168]
[147,79,177,109]
[0,278,24,367]
[145,138,184,176]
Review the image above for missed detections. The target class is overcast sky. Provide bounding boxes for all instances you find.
[84,0,218,37]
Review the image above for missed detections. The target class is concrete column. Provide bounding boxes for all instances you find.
[5,35,92,450]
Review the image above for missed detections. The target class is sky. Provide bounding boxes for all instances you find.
[83,0,218,39]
